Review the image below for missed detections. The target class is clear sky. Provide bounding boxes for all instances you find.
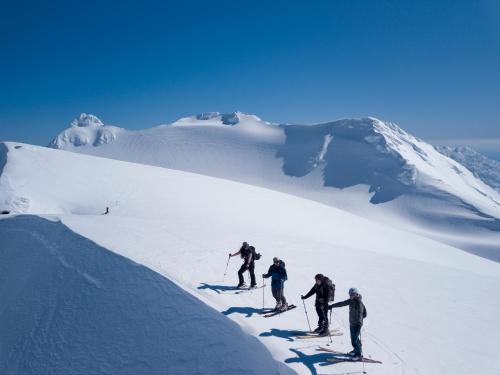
[1,0,499,155]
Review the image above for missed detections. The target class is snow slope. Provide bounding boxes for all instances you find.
[48,113,500,260]
[437,145,500,192]
[1,142,499,375]
[0,215,291,375]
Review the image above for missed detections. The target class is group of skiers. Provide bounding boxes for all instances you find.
[229,241,367,360]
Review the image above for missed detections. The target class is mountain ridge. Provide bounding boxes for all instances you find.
[46,113,500,260]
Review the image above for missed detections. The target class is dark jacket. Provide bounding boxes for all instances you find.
[303,282,332,305]
[239,244,254,265]
[329,296,367,326]
[263,261,287,288]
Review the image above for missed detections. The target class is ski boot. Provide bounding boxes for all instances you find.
[313,326,322,334]
[279,303,288,312]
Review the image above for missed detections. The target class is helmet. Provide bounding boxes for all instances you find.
[349,288,360,296]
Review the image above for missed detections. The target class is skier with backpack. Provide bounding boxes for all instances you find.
[301,274,335,335]
[229,242,260,289]
[328,288,367,360]
[262,257,288,311]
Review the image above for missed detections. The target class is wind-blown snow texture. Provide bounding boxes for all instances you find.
[48,113,500,260]
[1,143,500,375]
[0,215,292,375]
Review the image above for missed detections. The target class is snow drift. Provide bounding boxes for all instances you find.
[0,215,292,375]
[48,113,500,260]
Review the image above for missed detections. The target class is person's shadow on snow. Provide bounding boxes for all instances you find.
[259,328,310,342]
[285,348,335,375]
[222,306,268,317]
[197,283,235,294]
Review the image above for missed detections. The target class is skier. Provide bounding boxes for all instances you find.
[229,242,257,289]
[328,288,367,360]
[301,274,334,335]
[103,207,109,215]
[262,257,288,311]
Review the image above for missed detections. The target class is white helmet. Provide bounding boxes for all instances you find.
[348,287,360,296]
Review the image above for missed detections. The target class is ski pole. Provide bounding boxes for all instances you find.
[262,276,265,309]
[327,308,333,346]
[302,298,312,332]
[361,329,366,374]
[223,254,231,281]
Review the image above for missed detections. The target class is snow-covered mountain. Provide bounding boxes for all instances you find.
[48,113,500,260]
[437,145,500,192]
[49,113,123,148]
[1,142,499,375]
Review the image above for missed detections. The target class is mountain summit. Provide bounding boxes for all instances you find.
[49,114,121,148]
[70,113,104,127]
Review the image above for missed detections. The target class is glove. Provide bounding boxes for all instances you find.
[328,305,332,310]
[228,253,232,257]
[262,274,266,278]
[301,295,305,300]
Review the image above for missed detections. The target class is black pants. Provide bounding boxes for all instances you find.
[350,324,362,356]
[315,303,329,329]
[238,262,256,286]
[271,287,287,305]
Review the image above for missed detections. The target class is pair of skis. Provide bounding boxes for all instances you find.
[222,284,266,294]
[293,329,343,339]
[259,304,297,318]
[318,346,383,364]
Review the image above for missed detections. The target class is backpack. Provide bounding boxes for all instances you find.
[250,246,261,261]
[323,277,336,302]
[362,304,367,318]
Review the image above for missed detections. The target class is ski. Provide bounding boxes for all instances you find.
[263,304,296,317]
[222,285,266,294]
[258,308,278,315]
[234,284,266,294]
[326,357,382,364]
[294,331,343,339]
[318,347,382,364]
[295,328,342,336]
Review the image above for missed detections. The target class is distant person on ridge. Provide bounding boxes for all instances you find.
[328,288,367,360]
[301,274,335,335]
[229,242,259,289]
[103,207,109,215]
[262,257,288,311]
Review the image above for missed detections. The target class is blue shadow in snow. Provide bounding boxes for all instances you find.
[285,348,334,375]
[222,306,269,318]
[259,328,310,342]
[197,283,236,294]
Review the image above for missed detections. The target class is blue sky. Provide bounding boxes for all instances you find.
[1,0,499,155]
